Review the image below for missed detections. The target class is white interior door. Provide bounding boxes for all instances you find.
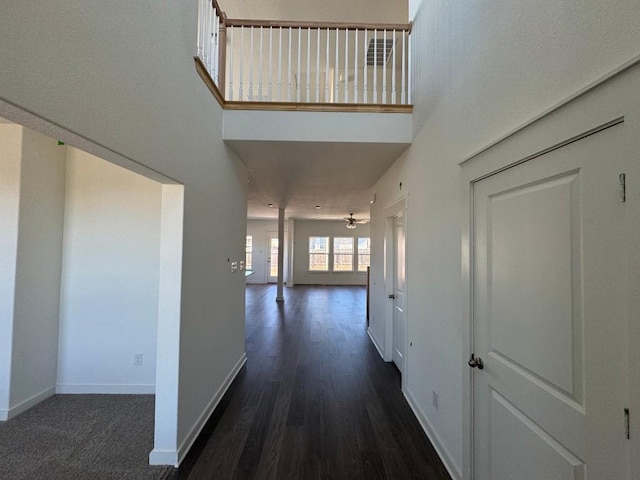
[471,126,630,479]
[267,235,279,283]
[392,214,406,372]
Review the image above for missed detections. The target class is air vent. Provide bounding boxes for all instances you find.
[366,38,394,66]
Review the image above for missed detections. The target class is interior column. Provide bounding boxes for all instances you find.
[276,207,285,302]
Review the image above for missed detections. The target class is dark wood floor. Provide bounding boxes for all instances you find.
[168,285,451,480]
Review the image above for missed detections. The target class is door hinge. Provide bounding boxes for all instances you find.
[619,173,626,203]
[624,408,630,439]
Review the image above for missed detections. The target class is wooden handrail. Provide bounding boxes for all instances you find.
[225,18,411,32]
[211,0,225,19]
[196,56,413,113]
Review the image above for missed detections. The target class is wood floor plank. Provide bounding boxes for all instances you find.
[167,285,452,480]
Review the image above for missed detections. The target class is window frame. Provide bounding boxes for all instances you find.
[308,236,330,271]
[357,237,371,272]
[332,236,355,272]
[306,235,371,273]
[245,235,253,271]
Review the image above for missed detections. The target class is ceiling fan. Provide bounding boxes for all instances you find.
[344,213,368,230]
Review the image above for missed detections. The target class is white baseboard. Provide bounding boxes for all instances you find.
[150,352,247,467]
[148,448,178,467]
[56,384,155,394]
[367,328,385,359]
[404,388,463,480]
[0,386,56,421]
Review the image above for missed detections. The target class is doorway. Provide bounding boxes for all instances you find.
[267,234,279,283]
[383,198,407,377]
[469,123,630,478]
[391,213,406,372]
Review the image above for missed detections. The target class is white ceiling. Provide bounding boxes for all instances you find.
[226,140,408,221]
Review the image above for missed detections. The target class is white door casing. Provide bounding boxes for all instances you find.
[471,124,629,479]
[267,234,278,283]
[392,214,406,372]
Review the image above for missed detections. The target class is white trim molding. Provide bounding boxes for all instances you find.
[405,388,462,480]
[149,352,248,467]
[56,384,155,395]
[0,386,55,421]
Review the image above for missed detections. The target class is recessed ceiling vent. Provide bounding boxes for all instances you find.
[366,38,394,66]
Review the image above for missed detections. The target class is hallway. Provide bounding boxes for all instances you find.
[169,285,451,480]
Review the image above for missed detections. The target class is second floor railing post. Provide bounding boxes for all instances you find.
[218,10,227,96]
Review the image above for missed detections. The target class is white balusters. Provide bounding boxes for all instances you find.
[344,29,349,103]
[316,28,320,102]
[209,19,412,105]
[306,28,311,102]
[354,29,358,103]
[407,31,412,104]
[297,27,301,102]
[228,26,234,99]
[286,28,291,101]
[258,26,263,100]
[248,26,254,100]
[382,29,387,104]
[197,0,204,58]
[239,25,244,100]
[325,28,330,102]
[401,30,406,105]
[334,28,339,102]
[363,29,368,104]
[391,30,396,105]
[278,27,283,101]
[373,29,378,103]
[213,11,220,83]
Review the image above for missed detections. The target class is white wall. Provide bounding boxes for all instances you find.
[57,148,161,393]
[0,125,66,420]
[0,125,24,419]
[0,1,248,465]
[369,0,640,478]
[293,220,369,286]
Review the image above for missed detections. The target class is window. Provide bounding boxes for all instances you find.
[308,235,370,272]
[333,237,354,271]
[357,237,370,272]
[309,236,329,271]
[245,235,253,270]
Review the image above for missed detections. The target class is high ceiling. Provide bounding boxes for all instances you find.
[226,140,408,221]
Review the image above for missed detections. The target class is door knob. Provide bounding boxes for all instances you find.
[468,354,484,370]
[388,294,395,299]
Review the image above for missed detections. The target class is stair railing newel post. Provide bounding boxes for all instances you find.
[218,10,227,97]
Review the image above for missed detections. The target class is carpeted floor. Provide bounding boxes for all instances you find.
[0,395,172,480]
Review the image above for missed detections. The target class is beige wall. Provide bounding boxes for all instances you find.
[223,0,407,24]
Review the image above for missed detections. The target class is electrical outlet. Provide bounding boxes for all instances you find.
[432,391,439,410]
[134,353,143,366]
[239,260,245,271]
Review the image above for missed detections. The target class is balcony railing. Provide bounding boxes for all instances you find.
[196,0,412,109]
